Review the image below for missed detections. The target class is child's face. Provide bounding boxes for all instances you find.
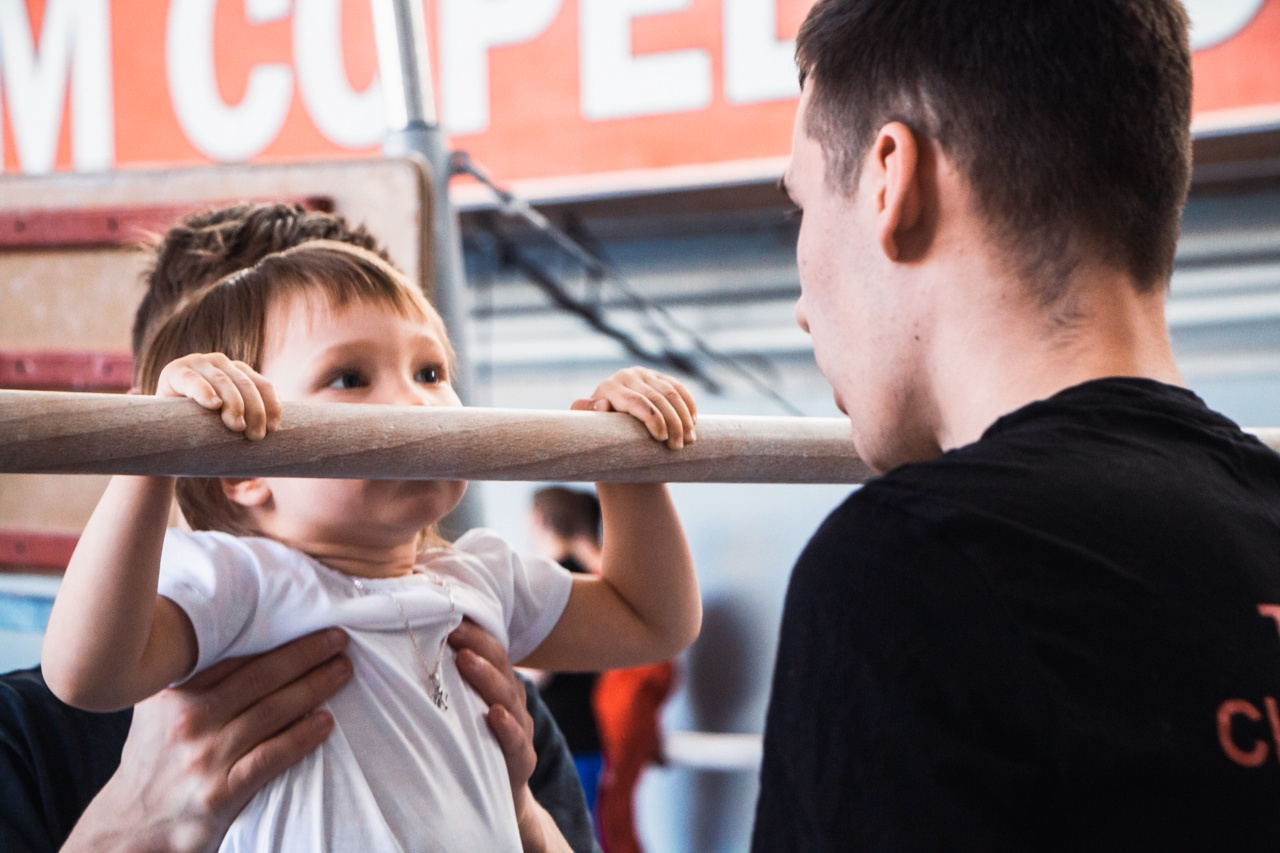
[244,292,466,552]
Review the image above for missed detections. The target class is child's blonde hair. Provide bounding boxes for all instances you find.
[137,240,453,537]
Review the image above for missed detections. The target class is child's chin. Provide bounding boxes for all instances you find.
[403,478,467,516]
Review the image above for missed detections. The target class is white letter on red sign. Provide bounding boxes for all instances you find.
[166,0,293,162]
[0,0,114,174]
[1184,0,1264,51]
[580,0,712,122]
[294,0,385,148]
[723,0,797,105]
[439,0,562,136]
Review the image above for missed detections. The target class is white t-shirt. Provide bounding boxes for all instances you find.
[157,527,573,853]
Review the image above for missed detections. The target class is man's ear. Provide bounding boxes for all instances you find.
[871,122,924,262]
[221,478,271,509]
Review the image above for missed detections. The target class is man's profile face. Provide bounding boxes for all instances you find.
[783,86,928,473]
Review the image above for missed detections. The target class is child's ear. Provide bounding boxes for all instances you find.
[221,478,272,508]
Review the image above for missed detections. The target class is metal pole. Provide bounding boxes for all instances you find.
[372,0,472,402]
[372,0,482,533]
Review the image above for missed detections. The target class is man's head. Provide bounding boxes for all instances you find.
[794,0,1192,299]
[133,203,391,363]
[785,0,1193,470]
[529,487,602,565]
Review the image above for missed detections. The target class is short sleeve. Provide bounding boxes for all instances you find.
[451,529,573,662]
[157,529,265,677]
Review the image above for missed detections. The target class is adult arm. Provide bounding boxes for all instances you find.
[62,628,350,853]
[451,619,601,853]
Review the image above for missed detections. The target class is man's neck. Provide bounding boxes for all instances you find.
[928,263,1183,453]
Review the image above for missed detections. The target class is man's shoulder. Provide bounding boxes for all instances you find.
[790,480,984,619]
[853,376,1277,526]
[0,666,73,731]
[815,445,1024,554]
[796,376,1279,600]
[0,666,131,743]
[0,666,132,853]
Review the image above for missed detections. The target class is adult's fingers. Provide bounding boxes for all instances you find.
[215,653,351,780]
[484,704,538,789]
[450,620,537,789]
[193,629,349,725]
[223,710,336,812]
[113,630,349,843]
[448,621,528,720]
[447,617,509,667]
[183,653,258,691]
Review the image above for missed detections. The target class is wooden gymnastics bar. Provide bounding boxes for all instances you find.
[0,390,874,484]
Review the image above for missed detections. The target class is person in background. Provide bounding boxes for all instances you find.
[527,487,606,825]
[0,204,600,853]
[527,486,678,853]
[593,659,674,853]
[529,488,604,577]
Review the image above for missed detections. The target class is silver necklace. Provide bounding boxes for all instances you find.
[351,570,456,711]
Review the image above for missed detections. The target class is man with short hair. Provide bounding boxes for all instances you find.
[755,0,1280,848]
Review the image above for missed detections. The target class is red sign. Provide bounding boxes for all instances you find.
[3,0,1278,196]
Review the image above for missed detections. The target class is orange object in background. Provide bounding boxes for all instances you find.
[593,661,676,853]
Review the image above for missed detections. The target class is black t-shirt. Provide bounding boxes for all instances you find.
[0,667,600,853]
[539,556,603,756]
[753,378,1280,851]
[0,668,130,853]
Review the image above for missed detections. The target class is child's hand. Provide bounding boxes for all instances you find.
[572,367,697,450]
[155,353,281,441]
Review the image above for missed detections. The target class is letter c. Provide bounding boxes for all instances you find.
[166,0,293,162]
[1218,699,1269,767]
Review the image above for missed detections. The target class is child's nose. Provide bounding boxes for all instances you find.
[409,389,437,407]
[384,379,430,407]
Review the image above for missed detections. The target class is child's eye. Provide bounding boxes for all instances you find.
[327,371,366,390]
[415,366,442,384]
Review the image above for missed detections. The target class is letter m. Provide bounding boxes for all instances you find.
[0,0,113,174]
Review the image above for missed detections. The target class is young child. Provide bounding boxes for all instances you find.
[42,240,701,851]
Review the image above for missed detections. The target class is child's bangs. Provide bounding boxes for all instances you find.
[268,241,437,324]
[262,242,453,361]
[135,271,272,394]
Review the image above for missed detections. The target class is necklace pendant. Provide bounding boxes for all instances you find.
[350,569,454,713]
[432,680,449,712]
